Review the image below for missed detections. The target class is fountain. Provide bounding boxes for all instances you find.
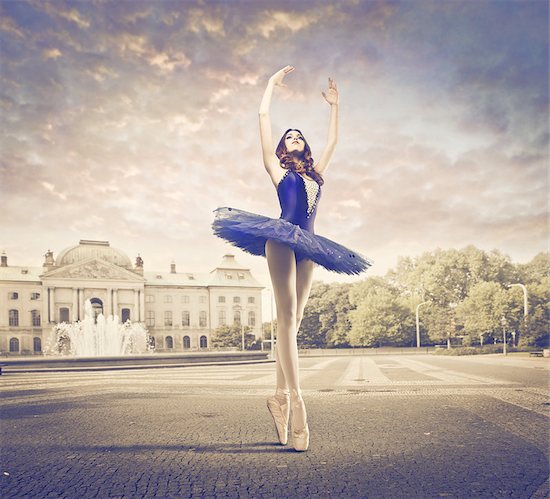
[45,299,153,356]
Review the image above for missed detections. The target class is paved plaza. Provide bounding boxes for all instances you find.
[1,353,549,498]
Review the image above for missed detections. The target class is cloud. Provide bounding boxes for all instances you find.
[0,0,546,279]
[59,8,90,29]
[43,48,62,60]
[0,15,25,38]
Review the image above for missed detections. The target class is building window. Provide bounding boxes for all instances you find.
[182,311,190,327]
[233,296,240,304]
[200,335,208,348]
[248,296,255,304]
[233,310,241,326]
[248,311,256,327]
[225,273,233,280]
[9,337,19,352]
[31,310,41,327]
[183,335,191,349]
[90,298,103,319]
[9,292,18,300]
[164,295,172,303]
[166,336,173,349]
[9,309,19,327]
[218,310,226,326]
[31,292,41,300]
[199,296,206,304]
[182,296,189,303]
[121,308,130,323]
[33,337,42,353]
[218,296,225,303]
[59,307,70,323]
[145,295,155,303]
[238,272,245,280]
[149,336,156,348]
[199,311,207,327]
[164,311,173,326]
[146,311,155,327]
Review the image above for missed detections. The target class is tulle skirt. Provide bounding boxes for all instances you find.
[212,207,373,275]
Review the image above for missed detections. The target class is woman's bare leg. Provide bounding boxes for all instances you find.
[266,240,300,397]
[275,260,315,393]
[273,258,315,393]
[295,259,315,331]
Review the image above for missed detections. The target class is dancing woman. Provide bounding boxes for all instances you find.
[213,66,372,451]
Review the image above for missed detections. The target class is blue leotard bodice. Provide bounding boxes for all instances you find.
[277,170,321,233]
[212,167,372,275]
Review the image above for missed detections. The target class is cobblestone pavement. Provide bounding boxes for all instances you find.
[1,354,548,498]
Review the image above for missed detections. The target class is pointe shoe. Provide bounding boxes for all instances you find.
[291,399,309,452]
[292,423,310,452]
[266,395,290,445]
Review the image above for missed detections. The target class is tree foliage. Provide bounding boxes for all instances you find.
[348,277,414,347]
[211,324,255,349]
[283,248,548,348]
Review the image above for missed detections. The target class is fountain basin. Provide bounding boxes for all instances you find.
[0,351,271,374]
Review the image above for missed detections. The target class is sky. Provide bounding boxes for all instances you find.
[1,0,548,294]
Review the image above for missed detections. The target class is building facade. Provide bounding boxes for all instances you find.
[0,240,264,355]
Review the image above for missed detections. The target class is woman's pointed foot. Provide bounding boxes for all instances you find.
[292,422,310,452]
[266,393,290,445]
[290,395,309,452]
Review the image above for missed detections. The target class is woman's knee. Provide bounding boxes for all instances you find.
[278,308,297,329]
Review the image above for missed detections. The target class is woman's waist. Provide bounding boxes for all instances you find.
[279,213,316,232]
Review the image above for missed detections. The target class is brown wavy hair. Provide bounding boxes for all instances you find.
[275,128,324,186]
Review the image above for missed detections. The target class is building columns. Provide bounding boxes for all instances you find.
[139,289,145,322]
[48,287,55,323]
[72,288,78,322]
[134,289,139,322]
[113,289,118,318]
[78,288,84,320]
[106,287,112,317]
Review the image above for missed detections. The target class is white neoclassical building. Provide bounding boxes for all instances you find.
[0,240,264,355]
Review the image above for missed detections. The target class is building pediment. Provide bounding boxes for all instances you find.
[41,258,144,282]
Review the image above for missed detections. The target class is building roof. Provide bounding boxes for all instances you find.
[0,266,43,282]
[0,248,264,289]
[215,254,250,270]
[56,240,133,269]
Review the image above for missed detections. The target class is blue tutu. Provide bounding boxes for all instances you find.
[212,170,373,275]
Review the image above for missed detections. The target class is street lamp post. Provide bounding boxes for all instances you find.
[508,283,528,347]
[508,283,528,318]
[501,316,507,356]
[415,301,430,348]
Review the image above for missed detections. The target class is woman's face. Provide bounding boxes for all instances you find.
[284,130,305,153]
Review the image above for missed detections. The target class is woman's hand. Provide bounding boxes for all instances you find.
[269,65,295,87]
[322,77,339,105]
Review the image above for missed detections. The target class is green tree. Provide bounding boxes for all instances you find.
[211,324,254,349]
[514,253,550,346]
[348,277,414,347]
[422,305,460,346]
[517,277,550,347]
[387,246,517,306]
[455,282,512,343]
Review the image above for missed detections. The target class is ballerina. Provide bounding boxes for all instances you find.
[213,65,372,451]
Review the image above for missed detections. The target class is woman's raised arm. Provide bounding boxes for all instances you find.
[315,77,339,175]
[259,65,294,172]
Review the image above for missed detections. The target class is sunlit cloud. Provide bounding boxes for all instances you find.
[59,8,90,29]
[0,0,546,288]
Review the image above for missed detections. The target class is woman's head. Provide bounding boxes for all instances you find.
[276,129,310,159]
[275,128,323,185]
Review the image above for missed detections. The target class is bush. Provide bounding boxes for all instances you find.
[433,345,522,355]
